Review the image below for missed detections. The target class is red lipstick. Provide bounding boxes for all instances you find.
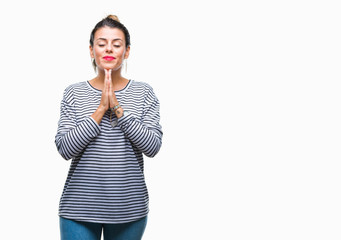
[103,56,115,61]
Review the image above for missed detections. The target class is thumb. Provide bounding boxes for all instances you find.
[105,69,112,82]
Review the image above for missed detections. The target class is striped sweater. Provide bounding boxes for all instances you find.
[55,80,162,224]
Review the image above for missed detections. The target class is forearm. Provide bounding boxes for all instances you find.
[56,85,105,160]
[55,117,101,160]
[118,113,162,157]
[91,105,107,125]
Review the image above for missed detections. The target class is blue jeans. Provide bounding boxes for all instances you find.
[60,216,147,240]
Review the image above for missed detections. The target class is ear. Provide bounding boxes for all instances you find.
[89,45,94,58]
[124,46,130,59]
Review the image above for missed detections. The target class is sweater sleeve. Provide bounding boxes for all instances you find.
[55,86,101,160]
[118,86,163,158]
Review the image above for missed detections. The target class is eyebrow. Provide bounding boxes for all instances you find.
[96,38,123,42]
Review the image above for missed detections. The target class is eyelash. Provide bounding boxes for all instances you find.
[98,44,121,48]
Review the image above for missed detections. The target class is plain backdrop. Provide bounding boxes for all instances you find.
[0,0,340,239]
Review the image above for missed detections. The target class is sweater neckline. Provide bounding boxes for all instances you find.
[86,79,132,94]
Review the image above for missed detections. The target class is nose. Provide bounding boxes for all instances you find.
[106,44,113,53]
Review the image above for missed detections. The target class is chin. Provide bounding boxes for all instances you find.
[99,64,122,71]
[98,65,122,71]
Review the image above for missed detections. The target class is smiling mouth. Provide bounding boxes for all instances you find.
[103,56,115,61]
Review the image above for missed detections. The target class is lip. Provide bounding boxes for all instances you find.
[103,56,115,61]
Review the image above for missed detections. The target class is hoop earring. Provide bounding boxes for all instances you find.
[91,58,97,72]
[124,59,128,73]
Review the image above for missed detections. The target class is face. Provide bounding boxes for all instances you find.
[90,26,130,72]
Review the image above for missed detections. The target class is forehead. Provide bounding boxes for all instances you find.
[94,26,125,41]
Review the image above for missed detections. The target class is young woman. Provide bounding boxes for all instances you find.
[55,15,163,240]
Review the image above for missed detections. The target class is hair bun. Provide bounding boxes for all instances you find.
[107,15,120,22]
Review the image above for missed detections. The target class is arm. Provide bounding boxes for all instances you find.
[55,71,114,160]
[55,87,101,160]
[118,87,163,158]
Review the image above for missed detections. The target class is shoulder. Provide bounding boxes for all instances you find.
[62,81,88,101]
[63,81,88,95]
[64,81,87,92]
[129,80,160,106]
[130,80,156,95]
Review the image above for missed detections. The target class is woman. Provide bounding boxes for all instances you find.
[55,15,162,240]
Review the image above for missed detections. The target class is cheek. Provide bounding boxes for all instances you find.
[117,48,126,57]
[94,49,102,58]
[92,45,104,56]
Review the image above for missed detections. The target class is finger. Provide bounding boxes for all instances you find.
[109,78,114,108]
[105,69,109,83]
[105,69,112,82]
[103,72,108,93]
[99,70,109,109]
[108,69,112,82]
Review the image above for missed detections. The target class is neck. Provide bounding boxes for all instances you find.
[97,68,122,83]
[91,68,128,91]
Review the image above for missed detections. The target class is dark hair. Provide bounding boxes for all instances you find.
[90,15,131,70]
[90,15,130,47]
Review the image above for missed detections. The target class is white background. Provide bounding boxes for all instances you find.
[0,0,340,239]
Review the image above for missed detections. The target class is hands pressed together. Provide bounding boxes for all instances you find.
[91,69,124,124]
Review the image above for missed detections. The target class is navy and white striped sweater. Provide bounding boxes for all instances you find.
[55,80,162,224]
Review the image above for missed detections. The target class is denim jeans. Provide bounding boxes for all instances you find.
[59,216,147,240]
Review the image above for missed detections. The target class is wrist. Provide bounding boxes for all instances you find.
[97,105,107,114]
[115,107,124,118]
[111,104,123,118]
[92,105,107,125]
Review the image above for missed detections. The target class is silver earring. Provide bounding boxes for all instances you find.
[125,59,128,73]
[91,58,97,72]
